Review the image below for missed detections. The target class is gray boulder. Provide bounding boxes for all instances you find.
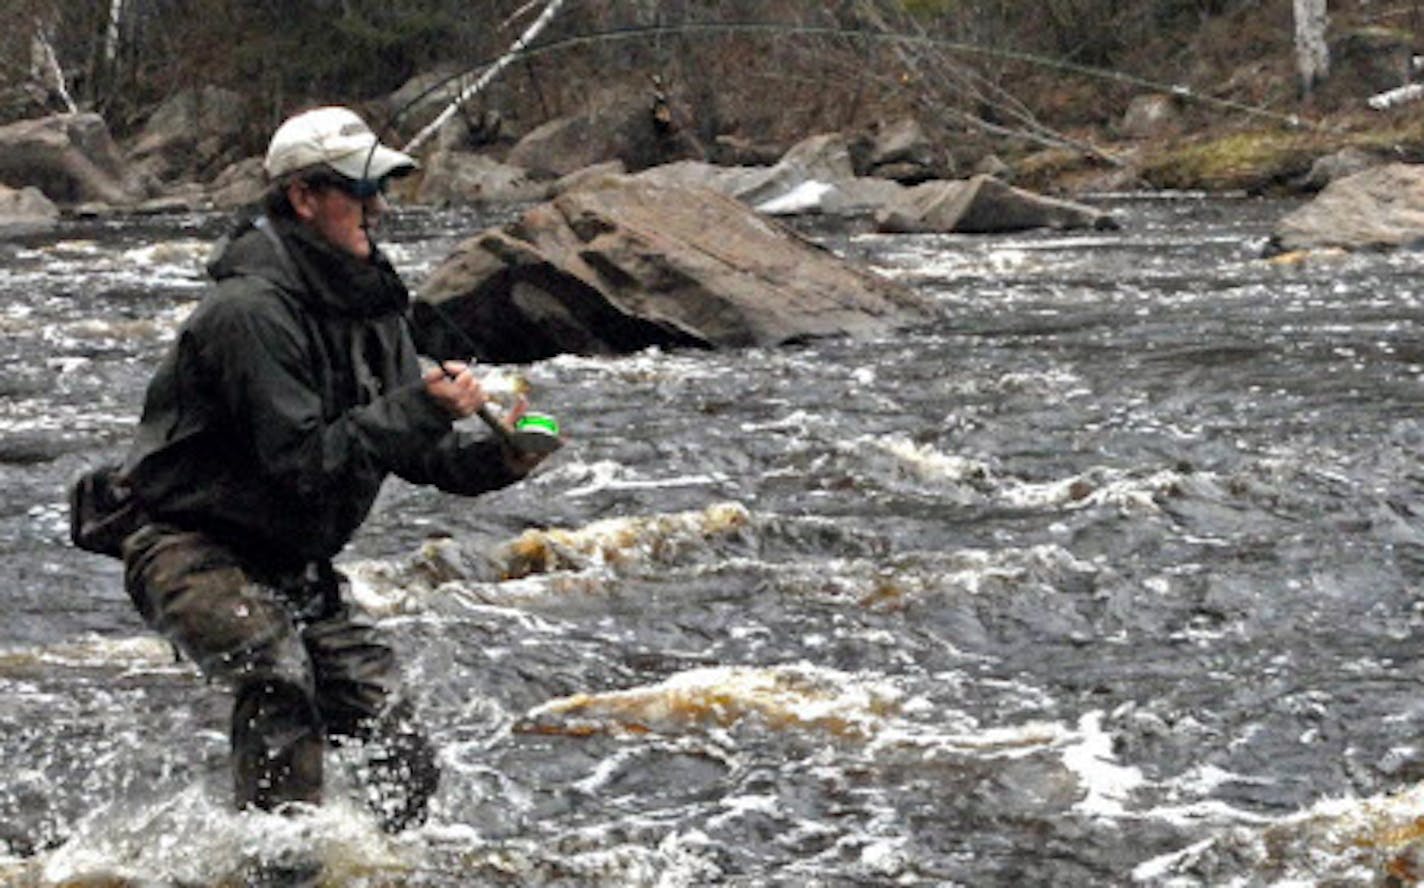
[0,113,144,206]
[507,91,701,177]
[415,151,551,206]
[127,86,247,184]
[1267,162,1424,255]
[414,176,933,363]
[733,132,857,206]
[862,118,946,183]
[0,184,59,236]
[633,133,880,216]
[875,175,1119,234]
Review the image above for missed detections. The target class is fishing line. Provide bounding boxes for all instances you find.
[366,18,1310,156]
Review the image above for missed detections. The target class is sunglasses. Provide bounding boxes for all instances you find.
[304,172,387,199]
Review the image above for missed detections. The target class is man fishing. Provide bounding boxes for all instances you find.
[113,106,549,830]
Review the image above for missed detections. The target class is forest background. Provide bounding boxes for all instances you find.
[2,0,1423,195]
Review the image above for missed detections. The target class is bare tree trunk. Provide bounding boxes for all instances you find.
[31,20,78,113]
[1293,0,1329,97]
[402,0,570,154]
[104,0,125,63]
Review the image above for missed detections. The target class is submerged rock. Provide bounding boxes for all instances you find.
[414,176,934,362]
[1266,162,1424,255]
[516,663,903,739]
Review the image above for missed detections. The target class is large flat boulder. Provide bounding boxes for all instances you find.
[414,176,934,363]
[875,175,1118,233]
[1266,162,1424,255]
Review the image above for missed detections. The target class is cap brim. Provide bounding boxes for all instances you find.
[326,143,418,182]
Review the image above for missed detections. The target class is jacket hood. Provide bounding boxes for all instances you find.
[206,213,410,319]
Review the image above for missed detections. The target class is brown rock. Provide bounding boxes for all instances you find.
[414,176,933,362]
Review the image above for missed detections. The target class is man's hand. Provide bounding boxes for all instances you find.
[423,361,487,418]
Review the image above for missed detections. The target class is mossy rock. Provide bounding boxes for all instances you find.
[1139,129,1322,193]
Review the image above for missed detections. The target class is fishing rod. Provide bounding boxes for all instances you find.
[358,16,1305,456]
[377,19,1312,142]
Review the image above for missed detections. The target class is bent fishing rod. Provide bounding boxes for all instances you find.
[356,17,1304,454]
[378,19,1311,147]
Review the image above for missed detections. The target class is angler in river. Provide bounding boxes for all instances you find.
[75,106,554,832]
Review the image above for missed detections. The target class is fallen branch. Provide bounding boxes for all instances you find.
[1368,82,1424,110]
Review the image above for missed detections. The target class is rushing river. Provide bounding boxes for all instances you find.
[4,195,1424,886]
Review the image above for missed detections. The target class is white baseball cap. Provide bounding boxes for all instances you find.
[264,106,417,182]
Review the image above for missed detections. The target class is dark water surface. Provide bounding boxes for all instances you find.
[4,196,1424,885]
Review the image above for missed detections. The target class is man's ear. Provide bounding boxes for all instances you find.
[286,181,316,222]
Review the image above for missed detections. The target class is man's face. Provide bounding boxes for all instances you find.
[288,177,383,259]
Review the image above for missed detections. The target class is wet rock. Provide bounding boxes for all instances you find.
[414,150,552,206]
[414,176,933,362]
[517,663,900,739]
[635,133,905,218]
[0,184,59,236]
[490,502,752,580]
[755,177,908,218]
[733,132,857,206]
[1266,162,1424,255]
[875,174,1119,234]
[0,112,145,206]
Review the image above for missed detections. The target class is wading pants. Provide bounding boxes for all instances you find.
[121,524,440,832]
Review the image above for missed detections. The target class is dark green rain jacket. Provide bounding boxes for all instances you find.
[122,213,519,566]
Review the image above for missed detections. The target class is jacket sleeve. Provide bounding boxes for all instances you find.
[193,288,457,504]
[383,317,526,496]
[403,428,525,496]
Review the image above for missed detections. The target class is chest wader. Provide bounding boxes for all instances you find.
[121,524,440,832]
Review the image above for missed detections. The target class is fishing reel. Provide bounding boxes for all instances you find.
[477,368,563,455]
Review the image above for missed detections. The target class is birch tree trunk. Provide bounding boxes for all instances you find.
[402,0,570,154]
[31,21,78,113]
[104,0,125,63]
[1293,0,1330,97]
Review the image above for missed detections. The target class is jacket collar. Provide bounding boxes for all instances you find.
[207,213,410,318]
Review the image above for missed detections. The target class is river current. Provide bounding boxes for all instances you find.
[3,196,1424,886]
